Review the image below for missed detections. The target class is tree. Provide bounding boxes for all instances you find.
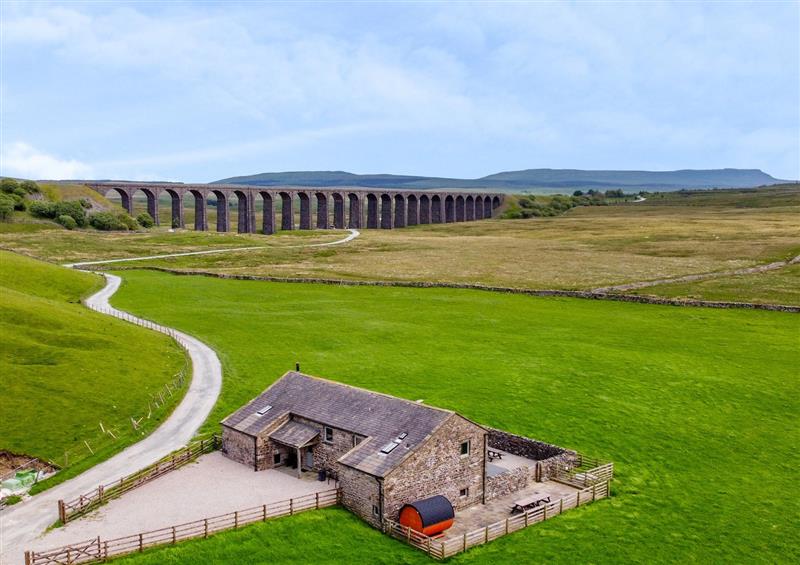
[0,178,19,194]
[0,194,15,221]
[20,180,39,193]
[573,190,584,196]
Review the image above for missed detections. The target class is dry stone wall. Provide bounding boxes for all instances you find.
[118,266,800,313]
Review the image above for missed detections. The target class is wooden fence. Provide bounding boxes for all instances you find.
[28,489,339,565]
[552,454,614,488]
[58,435,219,524]
[385,480,611,560]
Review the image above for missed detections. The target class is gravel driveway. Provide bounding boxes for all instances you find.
[22,452,332,555]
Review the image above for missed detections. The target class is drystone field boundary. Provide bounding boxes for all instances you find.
[97,267,800,313]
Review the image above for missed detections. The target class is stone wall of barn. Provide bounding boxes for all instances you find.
[382,414,486,522]
[291,415,363,472]
[338,464,382,528]
[221,426,256,470]
[255,413,290,471]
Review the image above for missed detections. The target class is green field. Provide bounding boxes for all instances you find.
[0,252,186,490]
[2,184,797,306]
[118,507,429,565]
[109,270,799,564]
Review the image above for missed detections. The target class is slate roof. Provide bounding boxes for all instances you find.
[269,420,319,448]
[221,371,457,477]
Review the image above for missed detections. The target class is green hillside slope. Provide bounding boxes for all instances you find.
[0,251,186,491]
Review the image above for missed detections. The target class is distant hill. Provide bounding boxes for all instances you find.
[213,168,788,192]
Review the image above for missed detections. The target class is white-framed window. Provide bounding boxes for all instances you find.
[324,426,334,443]
[353,435,363,447]
[459,487,469,497]
[460,440,470,457]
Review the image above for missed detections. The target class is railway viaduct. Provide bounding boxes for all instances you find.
[86,182,505,234]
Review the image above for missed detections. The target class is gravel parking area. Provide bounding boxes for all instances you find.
[25,452,333,554]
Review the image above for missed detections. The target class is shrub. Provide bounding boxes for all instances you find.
[89,211,139,231]
[136,212,155,228]
[117,213,139,230]
[0,194,15,221]
[12,194,26,211]
[57,214,78,230]
[1,178,19,194]
[89,212,125,231]
[29,201,56,218]
[20,180,39,194]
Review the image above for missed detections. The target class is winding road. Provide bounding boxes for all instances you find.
[65,229,360,268]
[0,274,223,564]
[1,229,361,564]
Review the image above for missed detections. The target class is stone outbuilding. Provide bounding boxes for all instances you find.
[221,371,574,530]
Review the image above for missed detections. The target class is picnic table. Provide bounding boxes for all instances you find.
[487,449,503,462]
[511,495,551,514]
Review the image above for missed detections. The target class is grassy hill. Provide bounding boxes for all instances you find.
[215,168,787,192]
[0,251,186,491]
[110,271,799,564]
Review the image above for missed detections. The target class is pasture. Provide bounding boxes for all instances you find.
[2,185,797,306]
[0,252,186,491]
[109,270,799,563]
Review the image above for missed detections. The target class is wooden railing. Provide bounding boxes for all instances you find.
[552,454,614,488]
[58,435,220,523]
[28,489,339,565]
[385,480,611,560]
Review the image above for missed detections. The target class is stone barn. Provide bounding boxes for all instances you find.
[221,371,575,530]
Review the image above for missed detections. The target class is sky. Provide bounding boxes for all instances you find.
[1,1,798,183]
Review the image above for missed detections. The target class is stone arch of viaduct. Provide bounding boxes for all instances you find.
[86,183,504,234]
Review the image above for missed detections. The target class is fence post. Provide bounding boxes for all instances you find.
[104,540,109,561]
[463,532,467,551]
[592,484,597,501]
[290,498,293,515]
[524,510,528,527]
[263,504,267,521]
[505,518,509,534]
[58,499,66,523]
[139,533,143,552]
[172,526,176,543]
[234,511,239,528]
[316,492,319,509]
[96,536,101,559]
[544,504,548,520]
[560,498,564,513]
[577,491,581,506]
[98,485,104,503]
[204,518,209,538]
[24,551,31,565]
[484,526,488,543]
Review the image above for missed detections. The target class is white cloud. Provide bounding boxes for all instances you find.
[0,142,93,180]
